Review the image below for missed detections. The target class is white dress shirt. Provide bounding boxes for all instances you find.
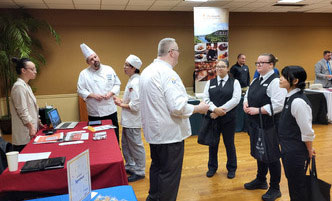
[139,59,194,144]
[121,74,141,128]
[203,74,241,112]
[77,64,121,117]
[287,88,315,142]
[244,70,287,115]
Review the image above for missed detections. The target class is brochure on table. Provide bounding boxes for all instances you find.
[67,149,91,201]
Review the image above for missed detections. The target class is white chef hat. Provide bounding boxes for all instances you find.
[80,43,96,59]
[126,54,142,69]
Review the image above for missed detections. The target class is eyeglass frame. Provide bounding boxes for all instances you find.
[24,67,37,72]
[255,61,271,66]
[168,48,180,53]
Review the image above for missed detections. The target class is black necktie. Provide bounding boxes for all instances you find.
[219,79,223,87]
[284,97,289,107]
[259,77,263,84]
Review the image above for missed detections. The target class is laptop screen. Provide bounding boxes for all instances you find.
[47,109,62,128]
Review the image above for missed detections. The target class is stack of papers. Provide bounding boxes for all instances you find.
[64,131,89,141]
[34,133,64,144]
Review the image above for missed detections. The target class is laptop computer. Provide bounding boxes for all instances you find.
[47,108,78,129]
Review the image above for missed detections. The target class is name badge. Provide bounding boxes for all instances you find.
[263,84,268,87]
[210,85,216,89]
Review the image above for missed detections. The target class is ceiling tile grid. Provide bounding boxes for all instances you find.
[1,0,331,13]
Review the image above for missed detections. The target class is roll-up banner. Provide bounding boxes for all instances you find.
[193,7,229,94]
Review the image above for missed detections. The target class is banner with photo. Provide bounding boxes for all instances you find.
[193,7,229,93]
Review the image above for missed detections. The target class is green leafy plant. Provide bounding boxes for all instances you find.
[0,8,60,118]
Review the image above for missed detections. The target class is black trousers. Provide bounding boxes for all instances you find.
[208,119,237,172]
[12,145,25,152]
[256,159,281,190]
[88,112,119,143]
[147,141,184,201]
[281,151,308,201]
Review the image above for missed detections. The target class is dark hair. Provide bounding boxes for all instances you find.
[323,50,330,56]
[237,53,245,59]
[260,53,278,66]
[135,69,140,74]
[11,57,31,75]
[281,65,307,90]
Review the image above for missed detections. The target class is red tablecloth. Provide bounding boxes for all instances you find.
[0,120,128,194]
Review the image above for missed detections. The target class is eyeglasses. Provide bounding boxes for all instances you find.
[216,65,227,69]
[168,49,180,53]
[255,61,271,66]
[25,68,37,72]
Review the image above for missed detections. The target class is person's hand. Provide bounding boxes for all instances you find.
[214,108,226,116]
[195,102,209,114]
[246,107,260,116]
[308,147,316,159]
[210,112,218,119]
[113,96,122,106]
[29,127,37,139]
[104,92,114,100]
[90,93,104,101]
[243,102,249,113]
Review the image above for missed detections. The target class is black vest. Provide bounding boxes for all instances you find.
[247,73,279,128]
[208,77,236,122]
[278,91,311,153]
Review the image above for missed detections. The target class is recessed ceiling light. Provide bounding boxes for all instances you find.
[184,0,208,2]
[277,0,303,3]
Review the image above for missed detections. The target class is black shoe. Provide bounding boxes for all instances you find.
[206,169,216,177]
[227,171,235,179]
[126,169,134,175]
[128,174,145,182]
[262,188,281,201]
[244,178,268,190]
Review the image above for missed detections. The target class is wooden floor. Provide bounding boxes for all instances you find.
[2,124,331,201]
[128,124,332,201]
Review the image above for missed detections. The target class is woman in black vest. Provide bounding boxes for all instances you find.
[202,60,241,178]
[243,54,286,201]
[279,66,315,201]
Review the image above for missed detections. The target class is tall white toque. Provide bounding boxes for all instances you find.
[126,54,142,69]
[80,43,96,59]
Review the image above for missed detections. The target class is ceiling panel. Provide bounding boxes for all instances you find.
[126,4,150,10]
[102,0,128,5]
[47,3,75,9]
[0,0,331,13]
[75,4,100,9]
[101,4,126,9]
[149,5,174,11]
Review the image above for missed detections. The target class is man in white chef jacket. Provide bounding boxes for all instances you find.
[140,38,209,201]
[77,43,121,142]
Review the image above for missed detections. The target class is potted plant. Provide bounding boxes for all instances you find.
[0,8,60,134]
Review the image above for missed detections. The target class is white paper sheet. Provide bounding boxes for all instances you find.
[18,152,51,162]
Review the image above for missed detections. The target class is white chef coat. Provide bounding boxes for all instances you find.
[139,59,194,144]
[121,74,141,128]
[77,64,121,117]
